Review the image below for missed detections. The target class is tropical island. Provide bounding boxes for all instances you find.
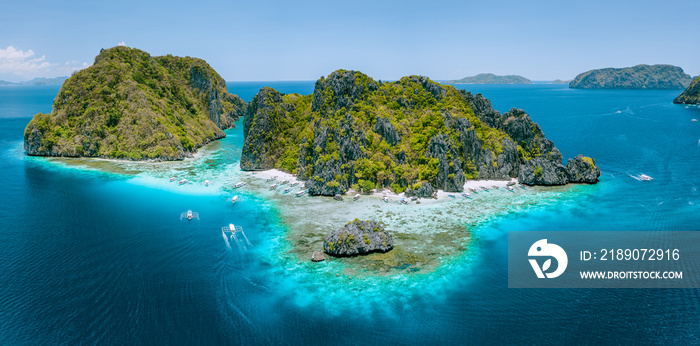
[673,76,700,104]
[445,73,532,84]
[23,46,245,160]
[551,79,571,84]
[241,69,600,195]
[569,64,692,89]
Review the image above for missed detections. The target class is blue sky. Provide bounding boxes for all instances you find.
[1,0,698,82]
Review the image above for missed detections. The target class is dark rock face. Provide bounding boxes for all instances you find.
[518,154,568,185]
[189,65,245,129]
[460,91,501,128]
[569,64,692,89]
[566,155,601,183]
[240,87,287,170]
[426,134,464,192]
[674,76,700,105]
[311,70,378,112]
[373,117,400,146]
[323,219,394,257]
[405,182,436,198]
[301,114,366,196]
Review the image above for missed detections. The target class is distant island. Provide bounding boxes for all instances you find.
[0,76,68,86]
[24,46,245,160]
[551,79,571,84]
[241,69,600,196]
[673,76,700,104]
[445,73,532,84]
[569,64,692,89]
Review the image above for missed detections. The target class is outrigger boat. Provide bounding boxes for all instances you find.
[265,176,277,182]
[519,184,527,190]
[281,180,290,185]
[448,194,456,198]
[506,186,515,192]
[469,187,478,194]
[399,198,408,205]
[221,223,252,251]
[204,180,210,187]
[383,196,389,203]
[492,185,499,189]
[178,179,188,185]
[639,174,653,181]
[461,192,471,199]
[269,183,278,190]
[480,185,489,191]
[290,181,299,187]
[170,177,176,182]
[283,187,293,194]
[180,210,199,221]
[227,195,239,204]
[353,193,361,201]
[295,190,307,197]
[233,182,246,188]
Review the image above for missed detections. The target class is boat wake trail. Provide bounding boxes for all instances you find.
[222,229,232,250]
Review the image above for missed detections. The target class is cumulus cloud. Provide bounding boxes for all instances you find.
[118,41,126,46]
[0,45,89,81]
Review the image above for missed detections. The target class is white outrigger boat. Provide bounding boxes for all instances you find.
[221,223,252,251]
[506,186,515,192]
[283,186,293,194]
[178,179,188,185]
[480,185,489,191]
[461,192,472,199]
[180,210,199,221]
[269,183,278,190]
[639,174,653,181]
[399,198,408,205]
[448,194,455,198]
[233,182,246,189]
[204,179,210,187]
[281,180,290,185]
[290,181,299,187]
[227,195,239,204]
[265,176,277,182]
[383,196,389,203]
[295,189,307,197]
[353,193,361,201]
[170,177,176,182]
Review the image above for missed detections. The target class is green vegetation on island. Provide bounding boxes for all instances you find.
[569,64,692,89]
[241,70,600,196]
[24,46,245,160]
[445,73,532,84]
[673,76,700,105]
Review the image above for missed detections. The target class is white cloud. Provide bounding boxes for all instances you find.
[0,45,89,82]
[118,41,126,46]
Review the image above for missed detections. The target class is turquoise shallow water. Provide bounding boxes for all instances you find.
[1,83,699,344]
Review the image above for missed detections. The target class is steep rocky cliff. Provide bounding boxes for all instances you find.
[24,46,245,160]
[673,76,700,104]
[569,64,692,89]
[241,70,600,195]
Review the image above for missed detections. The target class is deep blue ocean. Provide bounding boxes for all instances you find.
[1,81,699,344]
